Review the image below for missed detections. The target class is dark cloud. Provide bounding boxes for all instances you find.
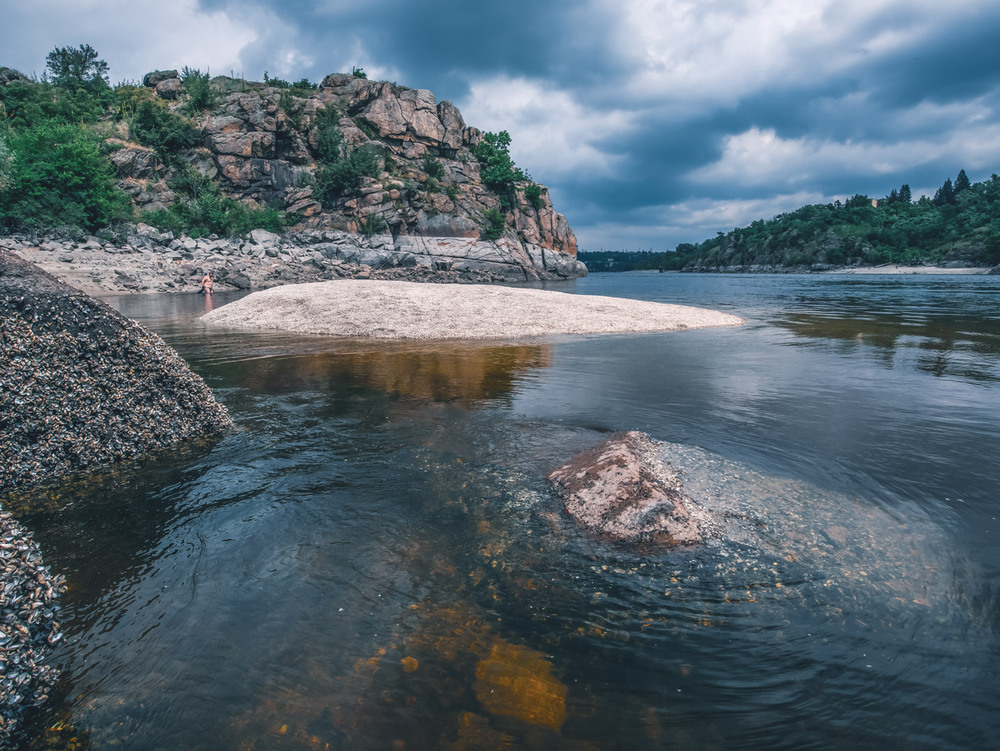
[4,1,998,249]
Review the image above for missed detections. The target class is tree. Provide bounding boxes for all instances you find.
[45,44,109,92]
[899,184,912,204]
[933,178,955,205]
[473,130,532,210]
[0,121,131,231]
[955,169,971,194]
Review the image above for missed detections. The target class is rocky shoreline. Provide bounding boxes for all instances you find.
[0,509,65,746]
[1,251,235,742]
[1,226,586,297]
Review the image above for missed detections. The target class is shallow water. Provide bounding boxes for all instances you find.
[8,272,1000,750]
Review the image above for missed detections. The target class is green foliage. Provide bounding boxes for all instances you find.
[523,182,543,209]
[359,212,387,237]
[129,99,199,162]
[0,132,12,192]
[46,44,109,92]
[180,67,217,114]
[352,66,367,79]
[473,130,530,210]
[0,121,131,231]
[482,207,507,240]
[292,78,317,92]
[445,184,460,201]
[590,170,1000,272]
[144,167,287,238]
[422,154,445,179]
[312,107,382,205]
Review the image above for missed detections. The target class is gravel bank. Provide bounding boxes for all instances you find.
[201,280,745,339]
[1,251,232,491]
[0,509,65,747]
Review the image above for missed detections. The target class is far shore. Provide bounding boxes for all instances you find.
[820,264,993,275]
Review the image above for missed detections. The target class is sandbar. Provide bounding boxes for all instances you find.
[823,264,992,275]
[201,280,745,340]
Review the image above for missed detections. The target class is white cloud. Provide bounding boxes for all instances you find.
[600,0,986,107]
[459,76,631,180]
[1,0,268,82]
[690,117,1000,189]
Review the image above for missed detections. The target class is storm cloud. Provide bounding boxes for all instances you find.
[3,0,999,249]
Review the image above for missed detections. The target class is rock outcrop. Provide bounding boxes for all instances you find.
[0,250,232,491]
[108,70,584,281]
[547,431,706,546]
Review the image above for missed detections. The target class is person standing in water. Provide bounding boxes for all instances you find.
[200,272,214,295]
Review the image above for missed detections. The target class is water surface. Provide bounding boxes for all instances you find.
[10,272,1000,750]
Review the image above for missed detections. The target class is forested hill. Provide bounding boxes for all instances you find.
[579,171,1000,272]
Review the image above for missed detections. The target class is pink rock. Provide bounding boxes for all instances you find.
[548,431,704,546]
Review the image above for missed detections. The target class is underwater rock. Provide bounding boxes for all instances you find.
[547,431,704,546]
[474,640,568,730]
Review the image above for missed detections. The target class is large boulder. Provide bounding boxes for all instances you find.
[0,250,232,491]
[547,431,705,546]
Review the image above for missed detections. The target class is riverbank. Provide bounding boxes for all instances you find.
[821,263,994,275]
[201,280,745,339]
[0,226,585,298]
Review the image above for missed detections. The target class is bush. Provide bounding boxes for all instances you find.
[422,154,444,179]
[474,130,529,210]
[143,182,287,238]
[359,212,387,237]
[523,182,543,209]
[0,121,132,231]
[181,67,217,114]
[482,207,506,240]
[129,99,199,162]
[312,109,382,205]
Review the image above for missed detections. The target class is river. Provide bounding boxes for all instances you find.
[9,272,1000,750]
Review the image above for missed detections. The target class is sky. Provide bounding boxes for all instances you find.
[3,0,1000,251]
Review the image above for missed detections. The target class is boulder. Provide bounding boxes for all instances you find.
[547,431,705,546]
[0,250,232,491]
[142,69,179,87]
[155,77,183,100]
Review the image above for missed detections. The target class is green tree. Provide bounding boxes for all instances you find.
[180,67,217,114]
[0,121,131,231]
[933,177,955,205]
[955,169,971,194]
[473,130,531,210]
[45,44,109,92]
[899,184,912,203]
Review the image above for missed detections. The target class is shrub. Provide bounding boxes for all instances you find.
[129,99,199,162]
[524,182,543,209]
[359,212,387,237]
[0,121,132,231]
[474,130,529,210]
[180,67,217,114]
[422,154,444,179]
[312,109,383,205]
[482,207,506,240]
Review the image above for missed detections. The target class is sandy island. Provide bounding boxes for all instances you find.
[823,264,993,275]
[201,280,745,339]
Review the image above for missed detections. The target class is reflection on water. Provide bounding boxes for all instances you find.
[7,275,1000,750]
[228,341,551,405]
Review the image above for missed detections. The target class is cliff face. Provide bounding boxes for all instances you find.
[109,71,584,281]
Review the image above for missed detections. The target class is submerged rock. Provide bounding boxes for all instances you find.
[0,250,232,492]
[547,431,705,546]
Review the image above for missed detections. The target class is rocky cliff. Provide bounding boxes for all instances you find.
[107,70,585,282]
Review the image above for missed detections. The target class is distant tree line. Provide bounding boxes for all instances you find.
[579,169,1000,272]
